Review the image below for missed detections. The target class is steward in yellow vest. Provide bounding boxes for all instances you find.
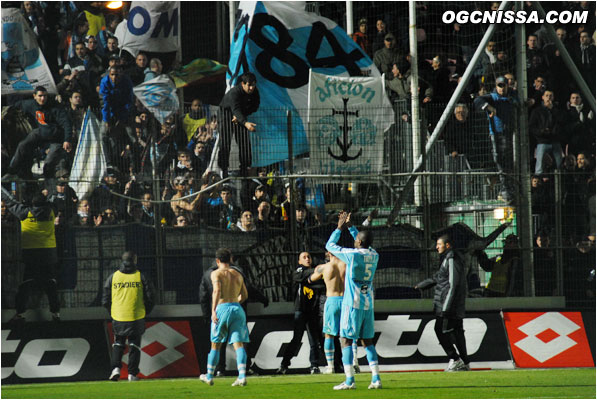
[2,187,60,323]
[102,251,154,381]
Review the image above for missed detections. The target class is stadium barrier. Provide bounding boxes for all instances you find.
[3,310,594,384]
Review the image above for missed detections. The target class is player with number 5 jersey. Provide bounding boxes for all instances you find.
[325,212,382,391]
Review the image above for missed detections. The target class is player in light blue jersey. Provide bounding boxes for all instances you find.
[325,212,382,390]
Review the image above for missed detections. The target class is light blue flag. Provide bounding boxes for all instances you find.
[1,7,57,94]
[227,1,378,167]
[133,74,180,125]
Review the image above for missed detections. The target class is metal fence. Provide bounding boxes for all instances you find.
[1,1,595,312]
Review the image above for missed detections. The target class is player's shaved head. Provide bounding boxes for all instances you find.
[356,230,373,248]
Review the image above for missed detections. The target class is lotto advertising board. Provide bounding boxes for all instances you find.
[503,312,595,368]
[203,312,514,374]
[105,320,200,380]
[1,321,110,384]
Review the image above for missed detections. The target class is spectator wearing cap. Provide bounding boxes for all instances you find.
[473,76,520,202]
[352,18,371,57]
[2,86,72,181]
[249,184,270,215]
[373,32,404,77]
[47,169,79,222]
[102,54,122,79]
[372,19,388,54]
[89,167,126,218]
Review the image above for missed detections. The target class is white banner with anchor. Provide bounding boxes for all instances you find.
[307,70,394,175]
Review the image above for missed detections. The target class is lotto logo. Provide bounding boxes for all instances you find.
[503,312,594,368]
[107,321,199,378]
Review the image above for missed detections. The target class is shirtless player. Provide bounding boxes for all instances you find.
[310,252,346,374]
[200,248,250,387]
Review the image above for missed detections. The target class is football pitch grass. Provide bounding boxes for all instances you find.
[2,368,595,399]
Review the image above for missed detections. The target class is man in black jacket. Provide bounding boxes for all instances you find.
[276,252,325,375]
[529,90,564,174]
[3,86,72,181]
[198,260,268,376]
[218,72,260,179]
[102,251,154,381]
[415,234,469,372]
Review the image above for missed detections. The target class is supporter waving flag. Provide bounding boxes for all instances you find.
[227,1,378,167]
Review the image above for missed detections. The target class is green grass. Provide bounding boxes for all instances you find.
[2,369,595,399]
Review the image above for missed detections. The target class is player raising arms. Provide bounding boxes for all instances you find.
[310,252,346,374]
[200,248,250,387]
[325,212,382,390]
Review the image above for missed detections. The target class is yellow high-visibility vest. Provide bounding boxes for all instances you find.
[111,270,145,321]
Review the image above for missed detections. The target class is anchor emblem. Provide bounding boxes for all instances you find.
[327,97,362,162]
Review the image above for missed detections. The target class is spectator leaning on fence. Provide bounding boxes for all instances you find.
[218,72,260,179]
[2,187,61,323]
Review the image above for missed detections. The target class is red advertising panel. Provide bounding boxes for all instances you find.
[503,312,594,368]
[106,321,200,379]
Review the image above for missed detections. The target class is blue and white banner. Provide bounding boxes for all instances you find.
[70,109,107,201]
[1,7,57,94]
[307,71,393,175]
[228,1,378,167]
[133,74,179,125]
[115,1,179,57]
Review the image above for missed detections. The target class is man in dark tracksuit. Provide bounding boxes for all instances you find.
[2,187,61,322]
[199,262,268,375]
[3,86,72,181]
[415,234,470,371]
[102,251,154,381]
[218,72,260,178]
[277,252,325,374]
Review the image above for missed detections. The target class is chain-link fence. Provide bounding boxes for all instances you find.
[2,1,595,313]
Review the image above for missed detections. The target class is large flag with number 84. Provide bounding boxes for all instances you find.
[228,1,379,167]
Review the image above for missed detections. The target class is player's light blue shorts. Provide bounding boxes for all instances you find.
[323,296,343,336]
[210,303,250,344]
[340,305,375,340]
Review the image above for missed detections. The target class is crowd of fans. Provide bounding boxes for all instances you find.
[0,2,595,302]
